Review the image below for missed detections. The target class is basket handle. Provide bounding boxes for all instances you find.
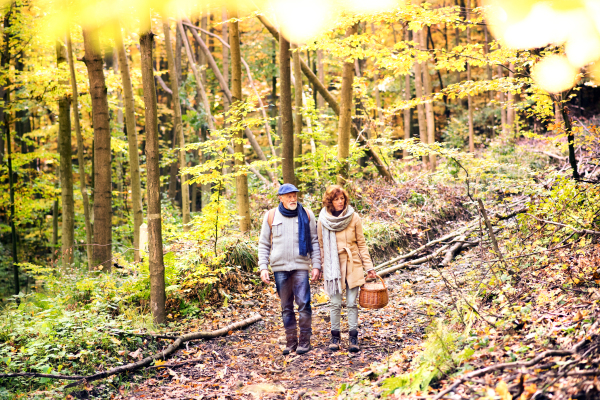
[377,275,386,289]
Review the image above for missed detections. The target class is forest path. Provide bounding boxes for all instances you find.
[115,260,472,400]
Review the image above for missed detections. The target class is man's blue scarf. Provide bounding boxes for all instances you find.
[278,202,313,257]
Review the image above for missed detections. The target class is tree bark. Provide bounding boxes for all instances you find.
[560,105,580,180]
[403,26,412,159]
[280,34,295,185]
[140,15,166,325]
[221,8,229,99]
[419,29,436,170]
[498,65,507,134]
[57,41,74,266]
[317,49,325,112]
[507,63,515,134]
[163,18,190,230]
[337,24,358,186]
[413,28,428,168]
[115,29,143,262]
[466,1,475,152]
[83,28,112,271]
[66,31,93,269]
[230,12,251,232]
[292,44,303,174]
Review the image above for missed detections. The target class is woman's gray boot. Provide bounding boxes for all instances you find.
[349,330,360,352]
[329,330,341,351]
[296,333,311,354]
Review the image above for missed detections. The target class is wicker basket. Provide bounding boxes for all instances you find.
[359,276,389,309]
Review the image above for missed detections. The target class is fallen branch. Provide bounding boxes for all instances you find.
[438,237,464,268]
[432,324,597,400]
[0,314,262,386]
[526,214,600,235]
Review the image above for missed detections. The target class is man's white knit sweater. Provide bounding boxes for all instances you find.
[257,208,322,272]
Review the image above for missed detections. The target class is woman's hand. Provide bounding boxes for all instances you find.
[366,270,377,280]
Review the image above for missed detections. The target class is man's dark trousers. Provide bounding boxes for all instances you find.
[273,270,312,337]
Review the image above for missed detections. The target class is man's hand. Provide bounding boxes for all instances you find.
[260,270,271,284]
[311,268,322,282]
[366,270,378,280]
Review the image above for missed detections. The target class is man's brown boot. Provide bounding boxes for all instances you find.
[349,330,360,353]
[296,333,311,354]
[283,332,298,355]
[329,330,341,351]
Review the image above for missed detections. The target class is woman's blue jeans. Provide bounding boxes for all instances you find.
[274,270,312,337]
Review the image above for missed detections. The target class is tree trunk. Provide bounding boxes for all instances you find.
[222,8,229,100]
[507,63,515,134]
[83,28,112,271]
[337,24,358,186]
[403,26,412,159]
[66,30,93,269]
[560,105,580,180]
[183,17,276,184]
[163,18,190,230]
[140,15,166,325]
[115,29,143,262]
[466,1,475,152]
[484,25,493,101]
[230,12,251,232]
[498,65,507,134]
[292,43,303,174]
[419,29,436,170]
[413,29,428,168]
[56,41,74,266]
[257,15,393,182]
[113,51,124,217]
[317,49,324,112]
[280,34,295,185]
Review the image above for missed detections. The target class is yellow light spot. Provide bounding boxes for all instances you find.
[531,55,579,93]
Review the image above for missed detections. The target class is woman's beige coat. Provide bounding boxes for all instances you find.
[317,211,374,289]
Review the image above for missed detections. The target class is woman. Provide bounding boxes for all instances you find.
[317,185,377,352]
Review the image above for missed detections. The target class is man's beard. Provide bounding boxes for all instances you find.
[287,202,297,210]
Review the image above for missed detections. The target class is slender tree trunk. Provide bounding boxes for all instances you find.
[222,8,229,101]
[279,34,295,185]
[498,65,507,134]
[466,1,475,152]
[337,24,358,185]
[292,44,303,174]
[140,14,166,325]
[51,199,58,264]
[66,31,93,269]
[5,92,18,294]
[230,12,251,232]
[115,29,143,262]
[163,18,190,230]
[83,28,112,271]
[56,41,74,266]
[507,63,515,134]
[484,25,493,101]
[419,29,436,170]
[413,30,428,167]
[560,105,580,180]
[113,52,124,217]
[317,49,325,112]
[404,26,412,159]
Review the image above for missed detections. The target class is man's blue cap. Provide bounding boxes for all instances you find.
[278,183,299,195]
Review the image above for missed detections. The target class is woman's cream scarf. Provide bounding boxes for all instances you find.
[319,206,355,295]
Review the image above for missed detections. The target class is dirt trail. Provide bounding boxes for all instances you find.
[114,259,472,400]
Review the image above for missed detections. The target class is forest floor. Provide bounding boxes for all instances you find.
[103,258,472,400]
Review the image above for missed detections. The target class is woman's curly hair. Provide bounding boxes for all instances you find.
[322,185,349,214]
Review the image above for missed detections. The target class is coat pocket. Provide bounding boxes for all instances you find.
[272,222,283,238]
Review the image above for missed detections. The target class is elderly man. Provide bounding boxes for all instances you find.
[258,183,322,355]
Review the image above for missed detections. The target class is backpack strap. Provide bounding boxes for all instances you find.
[268,208,276,244]
[268,207,311,244]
